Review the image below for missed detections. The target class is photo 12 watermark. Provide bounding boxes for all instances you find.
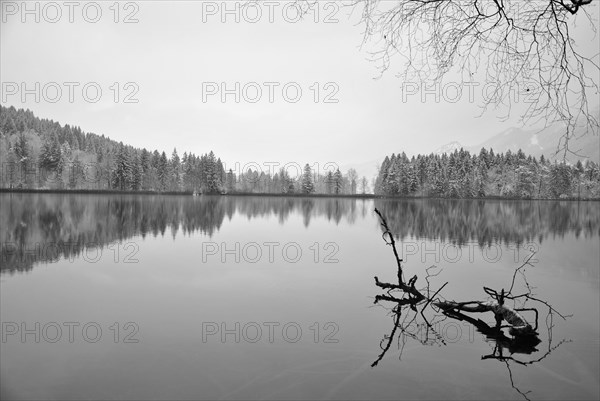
[1,321,140,343]
[1,1,140,24]
[200,1,340,24]
[201,241,339,264]
[1,241,140,265]
[1,82,140,104]
[201,82,339,104]
[201,321,340,344]
[400,241,539,264]
[400,320,476,344]
[400,80,540,105]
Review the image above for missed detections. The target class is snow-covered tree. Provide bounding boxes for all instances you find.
[301,163,315,194]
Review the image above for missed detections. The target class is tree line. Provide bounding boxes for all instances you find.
[1,105,598,198]
[0,106,226,193]
[374,148,600,199]
[1,106,371,194]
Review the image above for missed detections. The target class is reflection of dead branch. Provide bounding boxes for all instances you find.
[372,307,402,367]
[504,360,533,401]
[371,208,570,399]
[482,329,571,401]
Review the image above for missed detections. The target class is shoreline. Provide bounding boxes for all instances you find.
[0,188,598,201]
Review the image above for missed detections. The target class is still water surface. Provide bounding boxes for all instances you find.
[1,194,598,400]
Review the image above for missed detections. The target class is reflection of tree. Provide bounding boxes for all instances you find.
[0,194,229,274]
[1,195,598,274]
[301,198,314,227]
[375,198,600,246]
[371,209,570,400]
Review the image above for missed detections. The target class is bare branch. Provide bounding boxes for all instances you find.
[348,0,599,157]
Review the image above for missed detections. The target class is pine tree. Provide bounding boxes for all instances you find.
[38,133,62,174]
[473,161,487,197]
[325,171,334,194]
[301,164,315,194]
[333,169,343,194]
[407,164,419,194]
[140,149,151,190]
[112,144,132,190]
[1,116,17,135]
[460,171,475,198]
[515,164,536,198]
[14,133,29,164]
[183,155,195,191]
[69,156,84,189]
[584,161,599,181]
[170,148,181,191]
[13,133,30,188]
[131,152,142,191]
[204,151,221,194]
[574,160,585,198]
[417,156,428,188]
[226,169,235,193]
[277,168,289,193]
[5,146,18,189]
[216,158,225,188]
[385,159,399,195]
[536,163,550,198]
[478,148,490,169]
[157,151,168,191]
[375,156,391,194]
[437,168,449,197]
[549,162,573,198]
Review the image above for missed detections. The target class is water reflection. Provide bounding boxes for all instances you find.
[375,198,600,246]
[1,193,598,274]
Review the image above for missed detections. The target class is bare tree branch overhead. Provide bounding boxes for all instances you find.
[325,0,600,158]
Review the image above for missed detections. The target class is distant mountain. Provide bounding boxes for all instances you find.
[469,124,599,163]
[432,122,599,164]
[433,141,463,155]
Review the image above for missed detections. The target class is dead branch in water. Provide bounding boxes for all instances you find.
[371,208,570,399]
[374,208,405,285]
[372,207,545,338]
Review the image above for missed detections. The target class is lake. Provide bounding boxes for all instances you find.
[1,193,599,400]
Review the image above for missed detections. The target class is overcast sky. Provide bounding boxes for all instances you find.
[1,0,599,178]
